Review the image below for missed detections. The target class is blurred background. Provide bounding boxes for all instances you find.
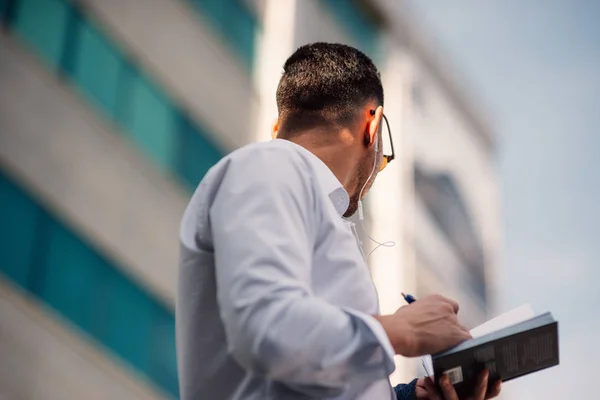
[0,0,595,399]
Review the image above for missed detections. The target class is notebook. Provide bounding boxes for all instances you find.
[421,304,559,398]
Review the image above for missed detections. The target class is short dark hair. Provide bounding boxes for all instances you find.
[276,42,383,136]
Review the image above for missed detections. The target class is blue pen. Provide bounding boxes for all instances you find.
[402,292,416,304]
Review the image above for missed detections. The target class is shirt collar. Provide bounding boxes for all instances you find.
[277,139,350,217]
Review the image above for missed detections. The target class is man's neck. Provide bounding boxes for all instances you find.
[287,133,358,190]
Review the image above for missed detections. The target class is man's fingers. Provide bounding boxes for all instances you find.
[485,380,502,399]
[450,324,471,344]
[473,370,489,400]
[423,377,443,400]
[430,294,460,313]
[459,324,473,340]
[442,296,460,313]
[439,374,459,400]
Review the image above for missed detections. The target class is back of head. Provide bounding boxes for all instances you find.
[276,43,383,138]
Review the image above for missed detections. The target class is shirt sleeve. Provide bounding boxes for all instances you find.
[394,380,418,400]
[209,147,395,394]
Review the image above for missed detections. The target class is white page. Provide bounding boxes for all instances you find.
[422,355,433,377]
[470,304,535,338]
[421,304,535,378]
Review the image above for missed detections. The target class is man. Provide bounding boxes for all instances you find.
[177,43,501,399]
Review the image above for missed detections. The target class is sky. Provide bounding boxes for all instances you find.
[404,1,600,399]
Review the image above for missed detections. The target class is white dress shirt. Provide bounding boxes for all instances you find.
[177,139,396,399]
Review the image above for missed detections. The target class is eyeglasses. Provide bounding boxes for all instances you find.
[370,110,395,171]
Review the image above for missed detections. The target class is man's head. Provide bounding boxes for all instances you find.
[275,43,386,217]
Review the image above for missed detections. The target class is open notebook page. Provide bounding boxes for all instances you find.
[469,304,534,338]
[421,304,535,377]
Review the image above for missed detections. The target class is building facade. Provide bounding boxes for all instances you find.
[0,0,499,397]
[0,0,258,398]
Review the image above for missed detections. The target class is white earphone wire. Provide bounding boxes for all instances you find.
[356,117,395,259]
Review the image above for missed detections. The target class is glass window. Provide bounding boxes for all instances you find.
[196,0,225,31]
[414,165,487,302]
[321,0,378,58]
[125,74,177,172]
[101,269,154,372]
[0,174,39,287]
[12,0,70,70]
[150,306,179,397]
[43,222,153,372]
[72,19,126,120]
[115,62,136,127]
[1,0,11,24]
[176,116,224,190]
[0,171,179,397]
[42,219,102,334]
[191,0,256,68]
[227,0,256,67]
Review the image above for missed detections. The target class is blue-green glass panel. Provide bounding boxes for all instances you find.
[0,171,179,397]
[58,6,82,77]
[176,116,224,190]
[115,62,136,127]
[42,220,100,334]
[85,258,117,339]
[321,0,378,57]
[102,269,154,372]
[192,0,256,68]
[150,305,179,397]
[12,0,70,70]
[72,20,125,120]
[0,174,39,287]
[228,0,256,68]
[126,74,177,172]
[1,0,10,23]
[197,0,225,31]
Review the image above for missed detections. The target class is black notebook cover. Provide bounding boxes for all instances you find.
[431,312,559,398]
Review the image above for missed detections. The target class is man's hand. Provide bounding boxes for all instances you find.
[374,295,471,357]
[416,371,502,400]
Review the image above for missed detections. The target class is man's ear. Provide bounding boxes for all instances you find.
[271,118,279,139]
[367,106,384,147]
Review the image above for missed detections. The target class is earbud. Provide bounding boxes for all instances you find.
[358,200,364,221]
